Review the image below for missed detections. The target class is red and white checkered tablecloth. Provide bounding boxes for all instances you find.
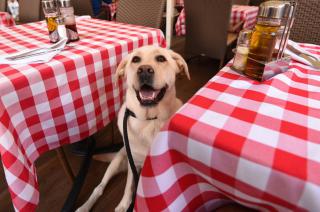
[0,18,165,212]
[0,12,15,27]
[175,5,258,36]
[136,44,320,211]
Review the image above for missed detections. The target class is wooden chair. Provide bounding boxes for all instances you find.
[116,0,166,29]
[184,0,237,68]
[19,0,43,23]
[290,0,320,45]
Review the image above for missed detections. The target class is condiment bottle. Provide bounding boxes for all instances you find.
[58,0,79,42]
[245,1,290,81]
[42,0,60,43]
[232,29,252,72]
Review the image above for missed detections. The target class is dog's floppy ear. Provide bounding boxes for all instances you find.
[116,55,129,80]
[170,50,190,80]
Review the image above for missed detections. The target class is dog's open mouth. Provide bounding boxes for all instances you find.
[135,84,167,106]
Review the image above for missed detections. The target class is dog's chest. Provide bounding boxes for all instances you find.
[127,118,163,164]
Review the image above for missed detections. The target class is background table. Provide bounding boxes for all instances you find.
[0,18,165,212]
[136,43,320,211]
[175,5,258,36]
[0,11,15,27]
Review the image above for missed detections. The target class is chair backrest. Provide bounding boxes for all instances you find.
[184,0,232,60]
[0,0,6,11]
[116,0,166,29]
[71,0,94,17]
[232,0,249,5]
[290,0,320,45]
[19,0,43,23]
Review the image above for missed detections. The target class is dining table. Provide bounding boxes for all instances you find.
[0,17,165,212]
[175,5,259,36]
[136,43,320,211]
[0,11,15,27]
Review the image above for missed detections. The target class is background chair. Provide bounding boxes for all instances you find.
[0,0,6,11]
[184,0,236,68]
[116,0,166,29]
[71,0,109,20]
[232,0,250,5]
[289,0,320,45]
[19,0,43,23]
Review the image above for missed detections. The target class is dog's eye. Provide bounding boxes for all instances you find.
[132,56,141,63]
[156,55,167,63]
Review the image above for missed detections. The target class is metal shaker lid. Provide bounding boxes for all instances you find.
[58,0,72,8]
[42,0,57,10]
[258,1,291,19]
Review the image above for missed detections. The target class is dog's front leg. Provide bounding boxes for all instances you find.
[76,149,127,212]
[115,163,134,212]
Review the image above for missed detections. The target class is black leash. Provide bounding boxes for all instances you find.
[123,108,158,211]
[123,108,140,212]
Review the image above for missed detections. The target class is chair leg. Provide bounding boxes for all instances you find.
[56,148,75,183]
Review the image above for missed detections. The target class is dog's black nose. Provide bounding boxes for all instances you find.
[137,65,154,85]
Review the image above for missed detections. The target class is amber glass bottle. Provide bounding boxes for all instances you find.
[244,19,280,81]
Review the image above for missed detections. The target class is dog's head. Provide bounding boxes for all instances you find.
[116,46,190,107]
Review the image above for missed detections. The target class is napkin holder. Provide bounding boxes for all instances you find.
[231,1,297,82]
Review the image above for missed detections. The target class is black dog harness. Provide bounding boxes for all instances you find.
[123,108,157,212]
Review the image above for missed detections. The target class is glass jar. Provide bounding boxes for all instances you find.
[42,0,60,43]
[244,1,290,81]
[58,0,79,42]
[232,29,252,72]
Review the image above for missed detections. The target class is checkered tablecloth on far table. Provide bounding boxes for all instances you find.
[0,18,165,212]
[136,43,320,211]
[0,12,15,27]
[175,5,258,36]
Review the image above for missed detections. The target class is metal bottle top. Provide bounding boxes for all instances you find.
[58,0,72,8]
[258,1,291,19]
[42,0,57,10]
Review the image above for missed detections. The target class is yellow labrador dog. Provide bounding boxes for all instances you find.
[76,46,190,212]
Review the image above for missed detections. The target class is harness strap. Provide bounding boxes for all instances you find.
[123,108,140,212]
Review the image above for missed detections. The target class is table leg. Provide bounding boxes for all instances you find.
[56,148,75,183]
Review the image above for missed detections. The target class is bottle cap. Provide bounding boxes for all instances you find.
[258,1,291,19]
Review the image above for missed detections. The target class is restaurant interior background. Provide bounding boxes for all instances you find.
[0,0,319,211]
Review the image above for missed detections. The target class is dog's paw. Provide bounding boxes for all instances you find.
[115,202,131,212]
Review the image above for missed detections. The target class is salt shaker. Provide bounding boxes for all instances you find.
[58,0,79,42]
[232,29,252,72]
[42,0,60,43]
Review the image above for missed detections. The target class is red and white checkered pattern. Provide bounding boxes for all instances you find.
[0,18,165,212]
[136,43,320,211]
[0,12,15,27]
[175,5,258,36]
